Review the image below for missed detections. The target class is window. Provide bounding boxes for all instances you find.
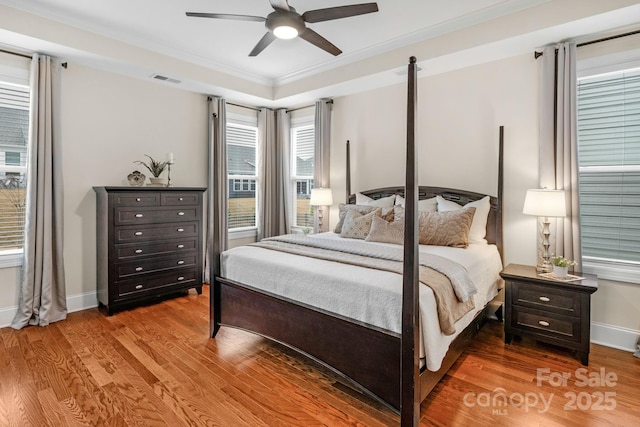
[227,121,258,230]
[577,67,640,282]
[0,81,29,262]
[291,122,315,229]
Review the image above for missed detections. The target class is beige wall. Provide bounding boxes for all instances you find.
[0,63,208,323]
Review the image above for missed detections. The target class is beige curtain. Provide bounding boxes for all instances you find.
[206,96,228,281]
[313,99,332,232]
[257,108,291,240]
[539,42,582,270]
[12,54,66,329]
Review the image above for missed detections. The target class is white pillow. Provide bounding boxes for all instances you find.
[436,195,490,244]
[355,192,395,208]
[395,195,437,213]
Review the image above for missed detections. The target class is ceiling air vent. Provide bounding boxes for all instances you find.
[151,74,181,84]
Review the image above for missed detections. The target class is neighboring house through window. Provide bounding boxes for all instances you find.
[0,80,29,267]
[291,119,315,229]
[227,114,258,232]
[577,66,640,283]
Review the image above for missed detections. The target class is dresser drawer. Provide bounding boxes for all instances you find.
[116,269,199,299]
[114,206,198,225]
[161,192,200,206]
[115,222,198,243]
[115,238,198,260]
[511,282,580,316]
[111,192,161,207]
[511,305,581,343]
[116,253,197,279]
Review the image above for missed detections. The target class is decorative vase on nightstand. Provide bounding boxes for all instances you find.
[552,265,569,278]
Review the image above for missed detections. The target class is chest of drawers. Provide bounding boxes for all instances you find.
[500,264,597,365]
[94,187,206,315]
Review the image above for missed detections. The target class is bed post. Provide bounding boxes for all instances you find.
[401,56,420,426]
[497,126,504,261]
[346,140,351,203]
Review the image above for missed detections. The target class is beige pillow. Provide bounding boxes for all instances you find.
[340,208,381,240]
[418,207,476,248]
[436,195,490,244]
[335,204,393,233]
[365,215,404,245]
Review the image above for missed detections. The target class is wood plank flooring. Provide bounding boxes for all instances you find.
[1,286,638,426]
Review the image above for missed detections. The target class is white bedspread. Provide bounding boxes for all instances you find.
[221,232,503,371]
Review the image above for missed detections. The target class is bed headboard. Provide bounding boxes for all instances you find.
[346,127,504,259]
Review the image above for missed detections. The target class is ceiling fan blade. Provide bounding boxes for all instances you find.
[302,3,378,23]
[186,12,266,22]
[299,28,342,56]
[249,32,277,56]
[269,0,290,12]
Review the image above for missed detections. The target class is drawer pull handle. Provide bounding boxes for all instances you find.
[135,213,143,218]
[177,276,185,281]
[538,320,550,327]
[135,267,143,272]
[179,197,184,201]
[177,260,185,265]
[177,212,185,216]
[177,228,184,232]
[177,244,185,249]
[136,198,141,202]
[539,296,550,302]
[135,284,143,290]
[135,249,143,254]
[134,231,143,236]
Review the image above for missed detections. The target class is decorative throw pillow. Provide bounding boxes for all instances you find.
[340,208,381,240]
[355,192,396,208]
[418,207,476,248]
[395,195,437,213]
[335,204,393,233]
[436,195,491,244]
[365,215,405,245]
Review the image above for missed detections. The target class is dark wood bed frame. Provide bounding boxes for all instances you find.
[211,58,504,424]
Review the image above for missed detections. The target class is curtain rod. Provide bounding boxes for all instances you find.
[226,101,261,112]
[286,99,333,114]
[0,48,31,59]
[534,28,640,59]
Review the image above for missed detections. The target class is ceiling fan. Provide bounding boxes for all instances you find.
[186,0,379,57]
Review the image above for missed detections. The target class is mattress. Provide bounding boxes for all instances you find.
[220,232,503,371]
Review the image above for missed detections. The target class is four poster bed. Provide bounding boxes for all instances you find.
[210,58,504,421]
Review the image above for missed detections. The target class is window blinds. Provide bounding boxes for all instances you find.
[0,82,29,252]
[577,68,640,264]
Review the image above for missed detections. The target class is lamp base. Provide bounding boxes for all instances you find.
[536,261,553,273]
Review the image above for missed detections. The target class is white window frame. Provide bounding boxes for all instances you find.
[226,114,259,239]
[290,118,314,231]
[577,59,640,284]
[0,76,29,268]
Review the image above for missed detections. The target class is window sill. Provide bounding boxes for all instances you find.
[229,228,257,240]
[0,250,23,269]
[582,259,640,285]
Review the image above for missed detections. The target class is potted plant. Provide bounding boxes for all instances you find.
[135,154,169,186]
[551,256,576,278]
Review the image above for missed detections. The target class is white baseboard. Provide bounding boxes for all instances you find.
[0,291,98,329]
[591,322,640,352]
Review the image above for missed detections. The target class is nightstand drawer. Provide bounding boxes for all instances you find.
[511,282,580,316]
[511,306,581,343]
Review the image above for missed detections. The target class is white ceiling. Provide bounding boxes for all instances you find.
[1,0,640,106]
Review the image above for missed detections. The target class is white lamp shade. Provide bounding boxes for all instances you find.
[523,189,567,217]
[310,188,333,206]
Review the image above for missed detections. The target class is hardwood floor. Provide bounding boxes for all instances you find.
[1,286,638,426]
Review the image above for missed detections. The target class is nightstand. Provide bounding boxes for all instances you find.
[500,263,597,365]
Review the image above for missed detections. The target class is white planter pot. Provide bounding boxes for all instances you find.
[553,265,569,278]
[148,177,166,187]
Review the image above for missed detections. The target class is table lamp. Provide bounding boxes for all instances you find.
[523,189,567,272]
[310,188,333,232]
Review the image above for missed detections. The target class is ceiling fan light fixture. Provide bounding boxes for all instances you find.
[273,25,298,39]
